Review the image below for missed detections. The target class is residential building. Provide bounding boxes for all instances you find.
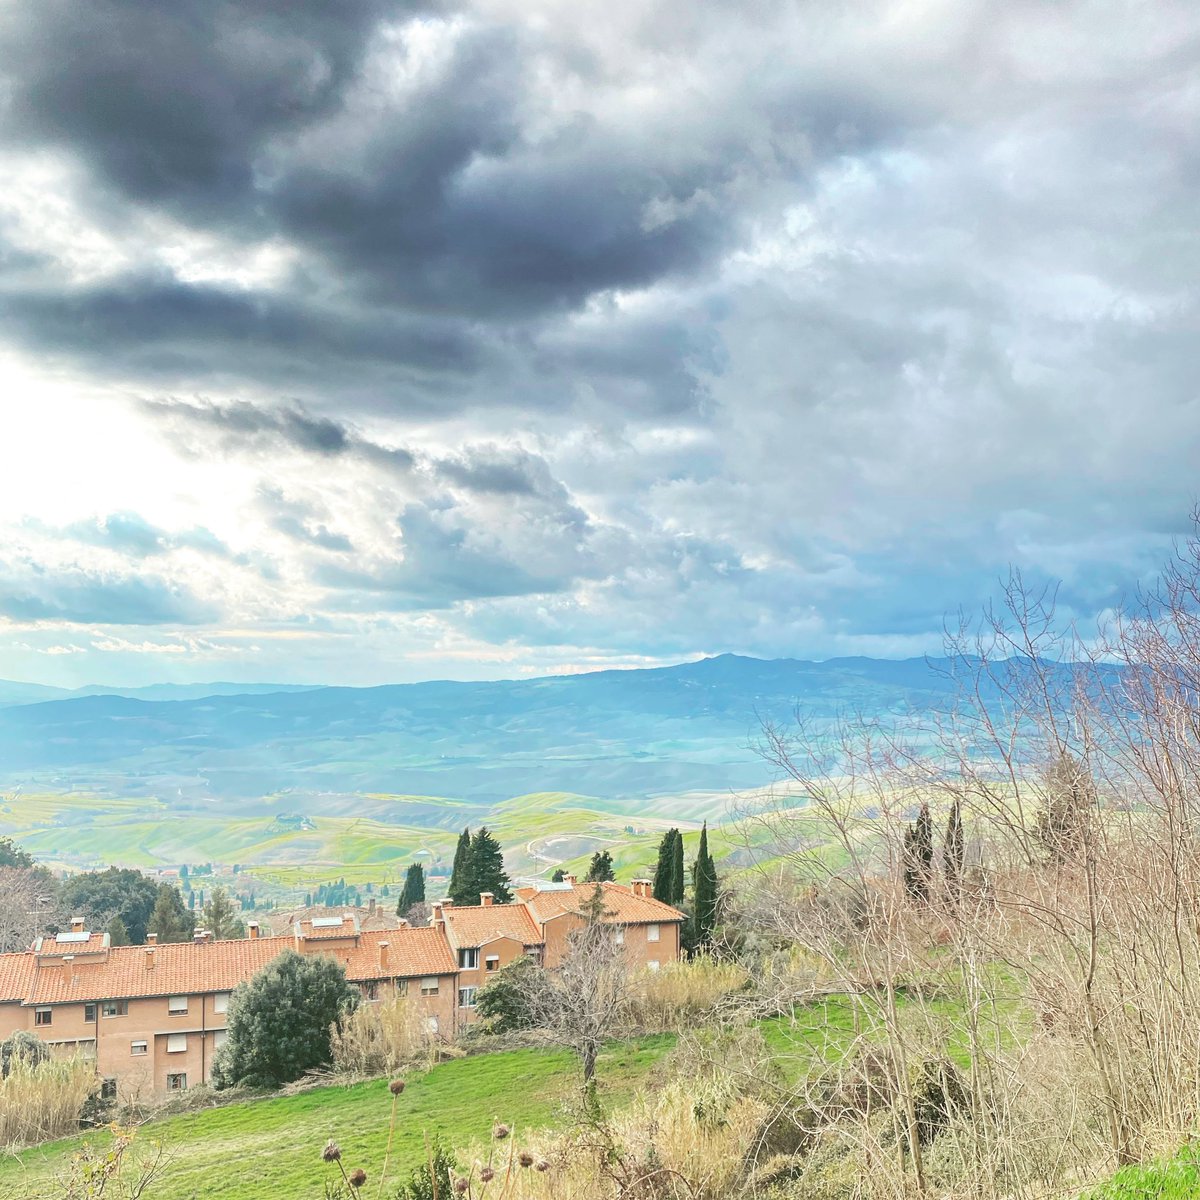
[0,878,684,1093]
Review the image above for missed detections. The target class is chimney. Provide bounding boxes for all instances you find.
[480,892,494,907]
[146,932,158,945]
[368,898,376,916]
[632,879,651,899]
[63,954,76,985]
[247,921,260,939]
[442,899,454,908]
[145,947,155,970]
[565,874,576,887]
[430,901,445,933]
[70,916,85,933]
[378,940,389,971]
[193,929,211,945]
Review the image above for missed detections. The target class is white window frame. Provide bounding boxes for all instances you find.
[213,992,230,1014]
[213,1029,228,1049]
[166,1033,187,1054]
[646,923,660,943]
[131,1041,148,1056]
[458,947,479,970]
[485,954,500,972]
[458,986,478,1009]
[166,1072,187,1091]
[168,995,188,1014]
[420,977,439,996]
[614,927,625,945]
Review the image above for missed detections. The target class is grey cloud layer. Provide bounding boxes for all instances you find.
[2,1,1198,677]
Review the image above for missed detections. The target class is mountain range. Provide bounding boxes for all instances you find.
[0,654,1082,805]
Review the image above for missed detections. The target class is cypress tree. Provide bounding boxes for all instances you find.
[465,827,513,905]
[652,830,676,903]
[148,883,196,944]
[670,828,685,904]
[397,862,426,916]
[943,799,964,901]
[448,828,472,906]
[691,822,719,948]
[902,802,934,903]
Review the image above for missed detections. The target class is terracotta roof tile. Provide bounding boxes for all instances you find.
[522,882,684,926]
[9,926,456,1006]
[439,903,543,950]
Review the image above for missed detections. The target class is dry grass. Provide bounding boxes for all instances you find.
[0,1052,94,1150]
[330,995,436,1078]
[628,956,751,1032]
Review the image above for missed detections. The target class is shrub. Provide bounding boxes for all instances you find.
[474,955,544,1034]
[1,1029,50,1077]
[212,949,359,1088]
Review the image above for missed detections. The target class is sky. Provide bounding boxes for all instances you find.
[0,0,1197,688]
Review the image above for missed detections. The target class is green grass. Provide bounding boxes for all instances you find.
[0,1037,677,1200]
[1082,1146,1200,1198]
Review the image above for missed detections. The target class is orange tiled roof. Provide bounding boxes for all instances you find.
[439,903,543,950]
[35,932,109,957]
[521,882,684,927]
[5,925,456,1007]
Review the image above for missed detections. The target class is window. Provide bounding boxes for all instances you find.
[395,979,409,997]
[34,1007,52,1026]
[100,1078,117,1100]
[168,995,188,1014]
[102,1000,127,1018]
[647,960,660,972]
[83,1003,97,1022]
[131,1041,148,1056]
[614,927,625,945]
[646,923,660,943]
[485,955,500,972]
[213,1029,228,1050]
[166,1073,187,1091]
[362,981,379,1001]
[426,1016,440,1034]
[458,948,479,970]
[213,992,230,1014]
[166,1033,187,1053]
[458,987,477,1009]
[420,977,439,996]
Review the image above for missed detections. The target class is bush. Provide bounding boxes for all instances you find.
[212,949,359,1089]
[629,956,750,1032]
[474,955,544,1034]
[1,1029,50,1078]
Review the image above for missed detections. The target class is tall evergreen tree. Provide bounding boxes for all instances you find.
[691,822,719,949]
[943,798,964,901]
[201,887,245,940]
[106,916,130,947]
[585,849,615,882]
[652,830,676,903]
[902,802,935,903]
[670,828,685,904]
[448,827,473,905]
[466,827,513,904]
[148,883,196,944]
[397,862,426,916]
[550,868,566,883]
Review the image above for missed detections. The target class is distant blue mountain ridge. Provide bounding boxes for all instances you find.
[0,654,1111,804]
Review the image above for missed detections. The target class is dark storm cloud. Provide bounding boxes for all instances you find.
[141,398,416,472]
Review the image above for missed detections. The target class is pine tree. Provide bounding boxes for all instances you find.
[397,863,426,916]
[691,822,719,949]
[943,798,964,901]
[148,883,196,944]
[551,868,565,883]
[652,830,676,902]
[201,887,245,940]
[585,849,615,882]
[448,828,473,905]
[670,828,685,904]
[106,916,130,947]
[466,827,513,904]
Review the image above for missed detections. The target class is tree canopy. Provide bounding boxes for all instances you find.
[201,887,245,940]
[584,849,615,882]
[60,867,158,945]
[212,950,358,1088]
[147,884,195,944]
[397,862,426,916]
[0,837,33,869]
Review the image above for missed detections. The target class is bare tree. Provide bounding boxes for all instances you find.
[526,884,632,1086]
[0,867,66,954]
